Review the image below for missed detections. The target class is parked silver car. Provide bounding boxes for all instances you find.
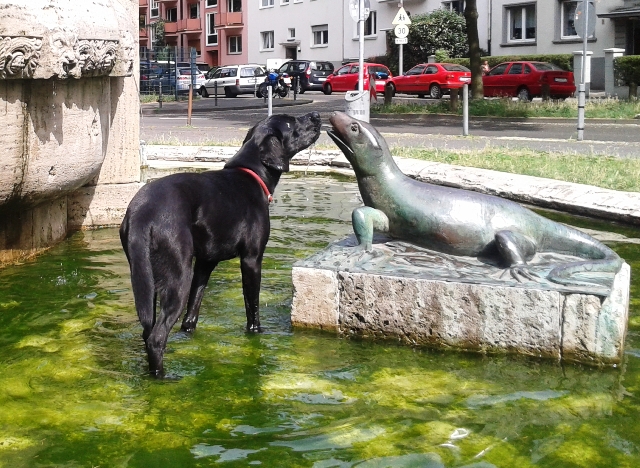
[199,64,266,98]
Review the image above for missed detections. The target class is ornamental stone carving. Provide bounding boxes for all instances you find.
[0,0,134,79]
[0,36,42,79]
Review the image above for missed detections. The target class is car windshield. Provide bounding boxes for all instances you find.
[312,62,333,71]
[442,64,470,72]
[532,62,563,71]
[178,68,193,75]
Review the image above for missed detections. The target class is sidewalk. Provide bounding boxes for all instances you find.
[141,94,312,116]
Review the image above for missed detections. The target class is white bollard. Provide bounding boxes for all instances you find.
[462,84,469,136]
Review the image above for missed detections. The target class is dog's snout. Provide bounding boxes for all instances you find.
[310,111,320,120]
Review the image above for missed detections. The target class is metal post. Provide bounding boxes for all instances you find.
[158,82,163,109]
[214,81,218,107]
[462,84,469,136]
[268,83,273,116]
[187,84,193,126]
[398,0,404,75]
[358,0,365,92]
[293,76,298,101]
[577,0,588,141]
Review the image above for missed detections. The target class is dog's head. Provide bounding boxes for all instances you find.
[228,112,322,173]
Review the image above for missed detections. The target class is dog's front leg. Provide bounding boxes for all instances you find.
[240,255,263,333]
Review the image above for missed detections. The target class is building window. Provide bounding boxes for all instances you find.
[206,13,218,45]
[189,3,200,19]
[166,8,177,22]
[206,0,218,7]
[261,31,274,50]
[288,28,296,39]
[150,0,159,18]
[364,11,377,36]
[228,35,242,54]
[560,0,594,39]
[228,0,242,12]
[312,24,328,46]
[281,0,290,4]
[261,0,274,7]
[507,4,536,41]
[442,1,465,14]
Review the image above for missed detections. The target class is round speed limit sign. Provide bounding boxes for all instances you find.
[394,24,409,39]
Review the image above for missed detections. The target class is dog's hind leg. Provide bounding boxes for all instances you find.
[146,260,193,377]
[181,259,217,333]
[240,254,264,333]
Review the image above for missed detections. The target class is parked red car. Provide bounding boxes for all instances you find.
[482,61,576,101]
[387,63,471,99]
[323,62,392,95]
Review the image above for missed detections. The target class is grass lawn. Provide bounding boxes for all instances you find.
[372,98,640,119]
[391,146,640,192]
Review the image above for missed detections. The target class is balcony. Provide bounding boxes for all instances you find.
[164,21,178,35]
[177,18,202,34]
[139,0,149,6]
[215,12,243,30]
[139,28,149,39]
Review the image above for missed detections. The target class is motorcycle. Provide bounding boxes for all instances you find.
[257,71,290,99]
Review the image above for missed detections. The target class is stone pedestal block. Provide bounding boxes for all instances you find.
[291,238,630,365]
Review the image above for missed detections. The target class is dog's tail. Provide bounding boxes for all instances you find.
[120,216,156,341]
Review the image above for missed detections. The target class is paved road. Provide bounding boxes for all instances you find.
[140,93,640,157]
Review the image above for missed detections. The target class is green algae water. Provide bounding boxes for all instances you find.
[1,175,639,468]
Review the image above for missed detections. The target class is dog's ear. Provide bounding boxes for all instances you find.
[259,134,288,172]
[242,122,259,145]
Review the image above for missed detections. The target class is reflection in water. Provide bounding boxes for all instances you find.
[0,174,638,467]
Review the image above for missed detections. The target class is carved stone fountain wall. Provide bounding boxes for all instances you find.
[0,0,141,265]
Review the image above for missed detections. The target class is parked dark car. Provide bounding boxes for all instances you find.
[387,63,471,99]
[277,60,334,93]
[482,61,576,101]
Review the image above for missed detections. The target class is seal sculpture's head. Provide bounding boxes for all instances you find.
[327,112,391,177]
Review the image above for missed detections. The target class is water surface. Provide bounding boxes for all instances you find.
[0,175,638,467]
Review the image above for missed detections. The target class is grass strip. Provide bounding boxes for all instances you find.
[392,146,640,192]
[373,98,640,119]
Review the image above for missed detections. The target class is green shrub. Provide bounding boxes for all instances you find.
[435,49,450,63]
[446,54,573,71]
[614,55,640,85]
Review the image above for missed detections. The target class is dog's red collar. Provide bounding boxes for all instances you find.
[237,167,273,203]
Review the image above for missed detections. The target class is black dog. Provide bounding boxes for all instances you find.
[120,112,321,377]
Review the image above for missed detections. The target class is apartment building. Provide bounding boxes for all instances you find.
[139,0,249,67]
[247,0,490,68]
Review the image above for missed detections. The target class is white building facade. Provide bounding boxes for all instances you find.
[247,0,345,65]
[247,0,491,68]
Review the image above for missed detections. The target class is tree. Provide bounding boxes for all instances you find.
[464,0,483,98]
[386,9,467,75]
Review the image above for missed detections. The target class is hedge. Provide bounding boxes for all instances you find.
[614,55,640,85]
[445,54,574,72]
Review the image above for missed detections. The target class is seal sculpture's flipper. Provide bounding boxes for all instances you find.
[327,111,623,296]
[352,207,389,251]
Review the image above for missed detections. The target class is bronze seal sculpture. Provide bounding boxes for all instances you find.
[326,111,623,292]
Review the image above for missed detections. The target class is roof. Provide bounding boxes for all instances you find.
[597,6,640,19]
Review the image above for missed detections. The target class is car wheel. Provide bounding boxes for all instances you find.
[323,84,332,95]
[294,81,302,94]
[517,87,531,101]
[200,86,209,98]
[386,82,396,97]
[298,89,306,94]
[429,84,442,99]
[224,87,237,98]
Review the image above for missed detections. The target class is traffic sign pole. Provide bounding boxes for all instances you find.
[359,0,365,94]
[577,0,589,141]
[392,4,411,76]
